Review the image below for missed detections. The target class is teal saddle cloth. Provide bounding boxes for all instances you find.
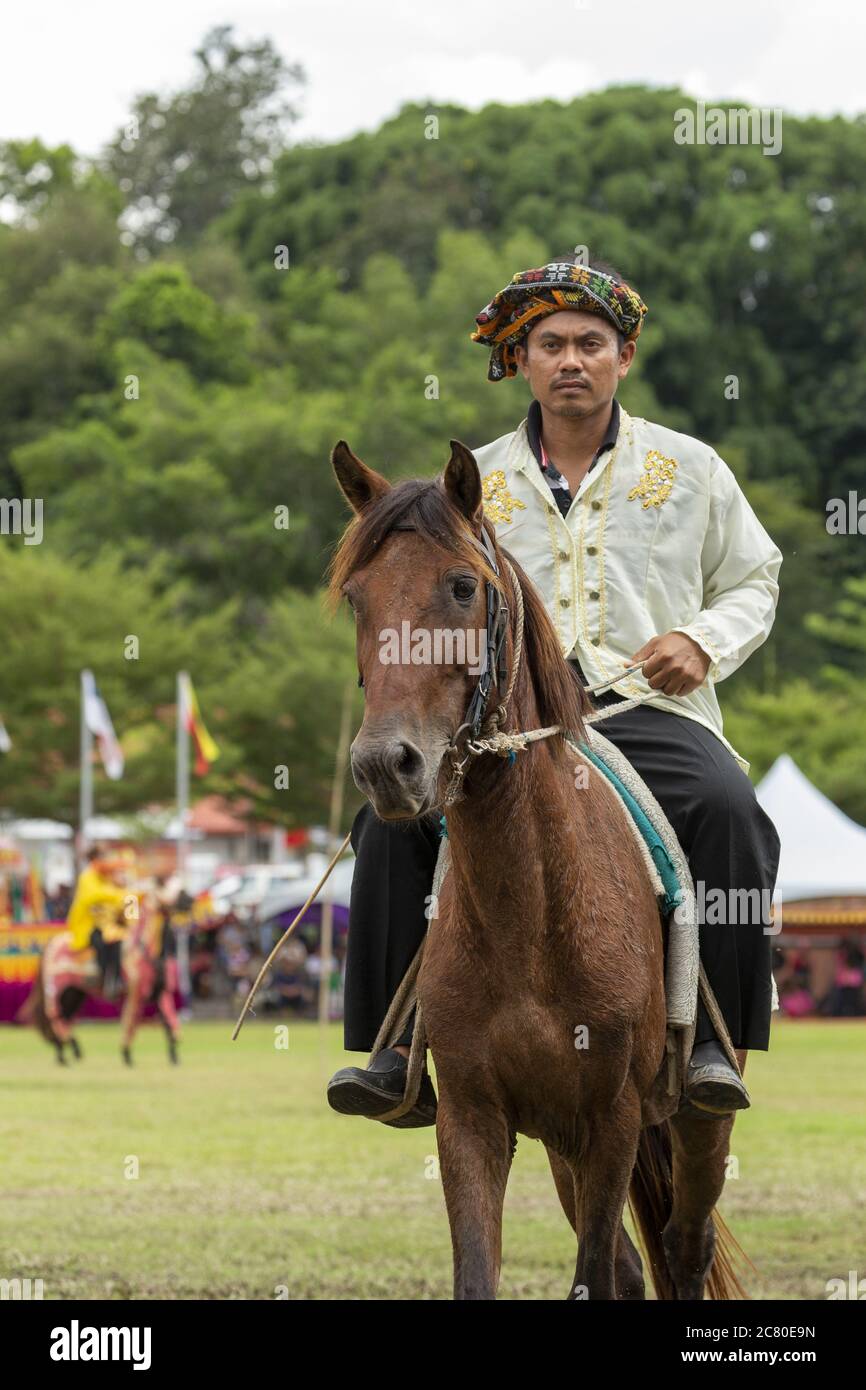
[578,741,684,917]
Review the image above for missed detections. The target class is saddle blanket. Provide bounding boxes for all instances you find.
[576,739,684,918]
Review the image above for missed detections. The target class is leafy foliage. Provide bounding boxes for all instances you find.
[1,44,864,824]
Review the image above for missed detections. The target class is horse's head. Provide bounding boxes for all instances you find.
[328,439,589,820]
[328,438,499,819]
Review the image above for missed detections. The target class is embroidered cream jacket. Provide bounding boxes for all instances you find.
[473,406,782,775]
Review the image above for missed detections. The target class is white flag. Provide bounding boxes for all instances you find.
[82,670,124,780]
[0,716,10,754]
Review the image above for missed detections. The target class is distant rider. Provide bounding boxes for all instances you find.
[67,846,129,999]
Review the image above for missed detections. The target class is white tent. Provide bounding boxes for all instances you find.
[5,818,73,841]
[756,754,866,902]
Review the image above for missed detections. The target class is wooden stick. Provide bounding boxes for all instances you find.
[318,679,354,1025]
[231,830,353,1041]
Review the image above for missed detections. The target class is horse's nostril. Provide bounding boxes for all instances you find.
[352,740,426,796]
[386,740,424,780]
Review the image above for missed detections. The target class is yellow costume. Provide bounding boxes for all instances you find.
[67,864,128,953]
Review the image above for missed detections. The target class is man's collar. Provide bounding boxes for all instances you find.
[526,396,620,471]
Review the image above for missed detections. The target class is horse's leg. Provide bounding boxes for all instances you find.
[158,990,180,1063]
[663,1050,745,1299]
[53,988,86,1065]
[546,1146,645,1301]
[119,984,140,1066]
[437,1094,514,1300]
[613,1224,646,1300]
[664,1107,736,1299]
[573,1094,643,1300]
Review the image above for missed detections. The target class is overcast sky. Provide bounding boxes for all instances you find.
[2,0,864,156]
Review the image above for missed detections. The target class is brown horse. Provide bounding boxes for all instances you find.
[328,438,747,1301]
[28,892,181,1067]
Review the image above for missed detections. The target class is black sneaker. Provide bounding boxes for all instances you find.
[327,1047,438,1128]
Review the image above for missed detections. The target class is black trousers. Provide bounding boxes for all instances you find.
[90,928,122,993]
[343,687,781,1054]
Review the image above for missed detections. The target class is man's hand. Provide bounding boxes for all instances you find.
[628,632,711,696]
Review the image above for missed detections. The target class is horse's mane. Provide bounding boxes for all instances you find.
[327,476,592,739]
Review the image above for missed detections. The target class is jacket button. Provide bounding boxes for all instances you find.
[591,500,602,510]
[559,597,570,608]
[558,549,569,560]
[591,637,600,645]
[589,589,600,600]
[587,545,597,555]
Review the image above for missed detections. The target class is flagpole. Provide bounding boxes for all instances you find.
[176,672,190,889]
[175,671,192,1006]
[78,670,93,874]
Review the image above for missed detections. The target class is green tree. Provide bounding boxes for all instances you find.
[102,24,304,254]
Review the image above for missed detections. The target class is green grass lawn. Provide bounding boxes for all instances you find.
[1,1017,864,1300]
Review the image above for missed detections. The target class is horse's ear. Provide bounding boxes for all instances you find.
[331,441,391,514]
[443,439,483,534]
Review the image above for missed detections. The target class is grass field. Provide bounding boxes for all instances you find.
[1,1017,864,1300]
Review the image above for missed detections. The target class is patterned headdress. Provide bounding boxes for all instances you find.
[471,262,648,381]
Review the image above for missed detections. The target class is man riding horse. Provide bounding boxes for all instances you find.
[66,845,130,999]
[327,255,783,1124]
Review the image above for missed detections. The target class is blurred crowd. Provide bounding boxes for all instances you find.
[187,915,347,1019]
[775,941,866,1019]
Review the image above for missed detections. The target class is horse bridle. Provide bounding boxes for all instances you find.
[387,519,513,802]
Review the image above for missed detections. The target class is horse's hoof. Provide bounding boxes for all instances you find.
[168,1039,179,1065]
[121,1046,133,1067]
[56,1051,67,1067]
[70,1039,83,1061]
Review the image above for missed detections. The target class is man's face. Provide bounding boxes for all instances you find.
[515,309,635,419]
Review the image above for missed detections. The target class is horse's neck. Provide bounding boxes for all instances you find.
[444,684,584,932]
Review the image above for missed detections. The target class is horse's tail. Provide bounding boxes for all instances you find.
[628,1122,677,1301]
[706,1208,751,1302]
[628,1122,749,1301]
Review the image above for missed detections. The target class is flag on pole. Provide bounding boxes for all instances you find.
[0,716,11,753]
[180,673,220,776]
[82,669,124,780]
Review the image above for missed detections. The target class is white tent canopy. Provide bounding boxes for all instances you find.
[756,754,866,902]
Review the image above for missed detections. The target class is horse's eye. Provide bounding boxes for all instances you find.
[452,577,477,602]
[357,672,364,688]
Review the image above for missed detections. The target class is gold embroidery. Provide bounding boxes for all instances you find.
[627,450,678,509]
[481,470,527,525]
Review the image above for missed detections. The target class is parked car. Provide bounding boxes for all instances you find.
[196,863,305,926]
[256,856,356,947]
